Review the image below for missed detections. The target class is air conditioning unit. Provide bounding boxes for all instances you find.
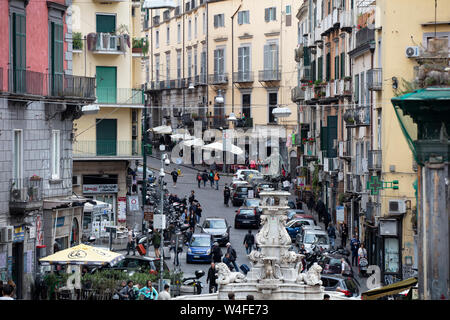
[291,86,305,102]
[0,226,14,243]
[388,199,406,215]
[295,45,304,62]
[405,46,420,58]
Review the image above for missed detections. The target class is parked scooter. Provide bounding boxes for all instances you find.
[180,270,205,295]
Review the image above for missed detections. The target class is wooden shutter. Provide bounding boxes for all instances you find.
[326,52,331,81]
[265,8,269,22]
[13,13,26,93]
[327,116,338,158]
[214,15,218,28]
[263,44,270,72]
[304,47,310,66]
[51,22,64,96]
[318,56,323,81]
[320,126,328,151]
[334,55,339,80]
[238,47,244,74]
[96,14,116,33]
[238,11,243,25]
[354,74,359,103]
[273,7,276,21]
[340,52,345,78]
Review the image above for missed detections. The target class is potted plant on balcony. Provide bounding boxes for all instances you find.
[73,32,83,51]
[132,38,149,56]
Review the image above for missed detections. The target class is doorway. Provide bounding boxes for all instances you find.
[12,242,24,299]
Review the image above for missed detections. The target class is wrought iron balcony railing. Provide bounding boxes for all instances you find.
[344,106,371,127]
[73,140,142,158]
[208,73,229,85]
[233,71,254,83]
[258,69,281,82]
[368,150,382,171]
[367,68,382,91]
[9,177,43,214]
[95,88,144,104]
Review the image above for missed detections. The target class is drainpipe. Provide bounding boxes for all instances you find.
[231,3,242,119]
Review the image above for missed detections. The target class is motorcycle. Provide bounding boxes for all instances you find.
[180,270,205,295]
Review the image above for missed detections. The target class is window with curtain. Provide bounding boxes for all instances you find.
[238,46,251,81]
[214,48,225,77]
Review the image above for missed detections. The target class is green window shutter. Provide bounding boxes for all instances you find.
[318,56,323,81]
[340,52,345,78]
[96,14,116,33]
[326,53,331,81]
[96,66,117,104]
[320,126,328,151]
[303,46,310,66]
[13,13,26,93]
[327,116,338,158]
[96,119,117,156]
[354,74,359,102]
[311,60,316,82]
[51,22,64,95]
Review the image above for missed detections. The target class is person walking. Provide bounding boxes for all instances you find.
[226,243,239,272]
[206,262,218,293]
[214,171,220,190]
[189,190,196,205]
[350,234,361,267]
[158,284,171,300]
[358,243,368,275]
[340,258,351,276]
[202,170,208,187]
[243,230,255,255]
[0,284,14,300]
[171,169,179,188]
[197,172,202,188]
[327,223,336,249]
[223,183,231,207]
[126,227,136,256]
[222,253,235,271]
[195,202,202,224]
[188,209,197,230]
[119,280,135,300]
[208,170,214,188]
[340,222,348,248]
[211,242,223,263]
[152,230,161,258]
[139,280,158,300]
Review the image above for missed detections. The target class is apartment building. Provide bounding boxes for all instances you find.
[295,0,450,285]
[145,0,301,169]
[71,0,144,228]
[0,0,95,299]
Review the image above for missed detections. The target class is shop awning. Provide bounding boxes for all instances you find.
[39,244,124,266]
[147,125,173,134]
[361,277,418,300]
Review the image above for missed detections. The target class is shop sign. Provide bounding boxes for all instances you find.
[128,195,140,211]
[336,206,345,223]
[13,225,25,242]
[118,197,127,223]
[83,184,118,194]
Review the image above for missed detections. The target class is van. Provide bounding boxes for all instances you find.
[297,228,330,253]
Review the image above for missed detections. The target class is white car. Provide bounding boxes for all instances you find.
[299,229,330,253]
[233,169,262,182]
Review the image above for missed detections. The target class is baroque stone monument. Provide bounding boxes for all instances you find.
[216,191,326,300]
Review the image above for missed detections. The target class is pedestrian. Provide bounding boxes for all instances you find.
[223,183,231,207]
[358,243,368,274]
[195,203,202,224]
[126,226,136,256]
[119,280,135,300]
[152,230,161,258]
[340,222,348,248]
[340,258,351,276]
[243,230,255,255]
[223,253,234,271]
[189,190,196,205]
[246,294,255,300]
[211,242,222,263]
[180,207,188,223]
[323,294,330,300]
[327,223,336,249]
[139,280,158,300]
[0,284,14,300]
[202,170,208,187]
[133,283,142,300]
[214,171,220,190]
[350,234,361,267]
[249,160,256,170]
[226,243,239,272]
[197,172,202,188]
[158,284,171,300]
[208,170,214,188]
[206,262,218,293]
[171,168,179,187]
[228,292,235,300]
[188,207,197,229]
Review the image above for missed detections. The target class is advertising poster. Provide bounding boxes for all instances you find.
[336,206,345,223]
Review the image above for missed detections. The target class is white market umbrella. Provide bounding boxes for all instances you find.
[148,125,172,134]
[170,133,193,141]
[202,141,244,155]
[182,138,204,147]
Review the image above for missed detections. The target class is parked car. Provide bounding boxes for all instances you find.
[254,182,276,197]
[186,234,213,264]
[287,209,315,222]
[91,255,169,274]
[318,253,354,277]
[233,169,262,182]
[235,207,260,229]
[231,184,254,207]
[321,274,361,298]
[285,218,317,242]
[297,228,330,253]
[243,198,262,214]
[199,217,230,246]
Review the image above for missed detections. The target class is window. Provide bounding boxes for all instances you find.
[200,50,207,81]
[188,19,192,40]
[354,73,359,103]
[286,5,292,26]
[177,23,181,43]
[155,55,160,82]
[263,43,279,72]
[238,11,250,25]
[13,130,23,181]
[203,12,207,34]
[51,130,61,179]
[194,16,198,38]
[194,49,198,77]
[265,7,276,22]
[166,27,170,44]
[155,30,159,48]
[384,238,400,273]
[166,53,170,81]
[96,14,116,33]
[268,92,278,123]
[238,46,251,81]
[242,93,251,118]
[214,14,225,28]
[214,48,225,76]
[187,50,192,78]
[11,12,26,93]
[177,52,181,79]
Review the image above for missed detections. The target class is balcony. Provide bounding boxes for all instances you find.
[235,117,253,128]
[333,80,339,96]
[96,88,144,105]
[344,106,371,127]
[368,150,382,171]
[233,71,254,83]
[304,86,314,101]
[339,10,353,32]
[5,68,95,100]
[153,15,161,25]
[340,78,352,96]
[355,27,375,49]
[208,73,229,85]
[325,82,332,98]
[195,74,208,86]
[367,68,382,91]
[163,10,170,22]
[332,9,339,26]
[174,6,181,16]
[258,69,281,82]
[321,14,333,35]
[9,177,43,215]
[300,66,312,82]
[93,33,126,54]
[73,140,142,159]
[314,27,323,43]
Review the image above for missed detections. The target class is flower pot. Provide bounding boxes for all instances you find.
[132,47,143,54]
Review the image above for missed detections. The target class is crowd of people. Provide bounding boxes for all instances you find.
[114,280,171,300]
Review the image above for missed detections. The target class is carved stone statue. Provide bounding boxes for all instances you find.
[248,250,265,266]
[255,215,269,245]
[260,259,282,280]
[296,262,323,286]
[216,262,247,285]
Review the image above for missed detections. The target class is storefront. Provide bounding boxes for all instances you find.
[82,174,118,224]
[380,218,403,284]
